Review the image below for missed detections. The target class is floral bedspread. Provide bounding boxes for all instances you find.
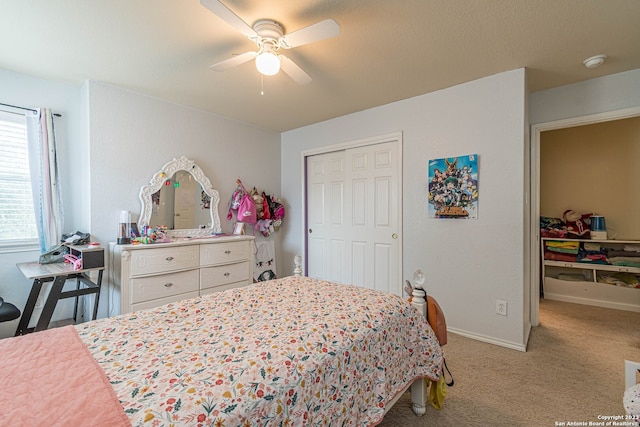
[75,276,443,426]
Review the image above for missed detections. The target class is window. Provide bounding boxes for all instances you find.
[0,110,38,247]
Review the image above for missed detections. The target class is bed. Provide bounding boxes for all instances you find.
[0,271,443,426]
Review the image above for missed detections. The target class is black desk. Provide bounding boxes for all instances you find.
[15,262,104,335]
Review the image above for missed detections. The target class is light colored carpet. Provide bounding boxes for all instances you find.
[378,298,640,426]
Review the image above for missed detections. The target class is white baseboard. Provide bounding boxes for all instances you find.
[545,292,640,313]
[448,327,528,352]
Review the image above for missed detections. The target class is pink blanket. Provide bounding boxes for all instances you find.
[0,325,130,427]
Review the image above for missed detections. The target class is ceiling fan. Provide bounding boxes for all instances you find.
[200,0,340,85]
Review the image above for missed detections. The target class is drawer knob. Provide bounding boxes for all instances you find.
[225,250,231,254]
[164,282,174,287]
[166,256,174,261]
[224,272,230,277]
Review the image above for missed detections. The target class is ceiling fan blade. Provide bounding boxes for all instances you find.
[279,19,340,49]
[200,0,257,38]
[279,55,312,85]
[210,51,257,71]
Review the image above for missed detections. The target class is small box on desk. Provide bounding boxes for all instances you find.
[68,244,105,270]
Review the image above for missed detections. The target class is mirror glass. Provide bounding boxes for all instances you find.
[138,156,221,238]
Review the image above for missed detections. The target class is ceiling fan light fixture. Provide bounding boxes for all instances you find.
[256,50,280,76]
[201,1,340,84]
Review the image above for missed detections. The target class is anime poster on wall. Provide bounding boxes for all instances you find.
[428,154,479,219]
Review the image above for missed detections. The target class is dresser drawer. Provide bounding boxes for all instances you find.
[131,291,200,312]
[200,261,250,291]
[130,245,199,276]
[200,241,250,266]
[200,280,250,296]
[131,269,199,304]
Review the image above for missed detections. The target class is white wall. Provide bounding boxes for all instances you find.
[540,117,640,239]
[0,73,282,338]
[0,68,83,338]
[86,81,282,317]
[528,68,640,329]
[5,65,636,343]
[530,69,640,125]
[281,69,529,349]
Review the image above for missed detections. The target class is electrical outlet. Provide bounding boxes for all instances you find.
[625,360,640,388]
[496,300,507,316]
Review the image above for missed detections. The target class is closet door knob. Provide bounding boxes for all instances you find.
[165,256,174,261]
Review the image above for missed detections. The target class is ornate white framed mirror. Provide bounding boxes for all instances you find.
[138,156,222,238]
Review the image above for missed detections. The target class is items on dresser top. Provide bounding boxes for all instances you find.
[111,235,254,314]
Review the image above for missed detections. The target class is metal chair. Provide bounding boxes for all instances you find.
[0,296,21,323]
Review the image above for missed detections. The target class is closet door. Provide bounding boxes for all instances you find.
[306,140,401,295]
[306,150,346,283]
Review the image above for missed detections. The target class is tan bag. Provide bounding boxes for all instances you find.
[427,295,447,346]
[426,294,454,404]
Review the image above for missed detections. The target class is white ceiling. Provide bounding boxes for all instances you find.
[1,1,639,132]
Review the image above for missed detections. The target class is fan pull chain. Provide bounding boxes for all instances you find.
[261,74,265,96]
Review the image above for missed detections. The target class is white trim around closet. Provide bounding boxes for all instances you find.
[529,106,640,326]
[299,132,403,280]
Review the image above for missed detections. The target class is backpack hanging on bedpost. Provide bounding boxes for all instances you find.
[426,294,448,346]
[425,293,454,383]
[404,279,454,402]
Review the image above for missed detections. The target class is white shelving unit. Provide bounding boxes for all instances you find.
[541,237,640,312]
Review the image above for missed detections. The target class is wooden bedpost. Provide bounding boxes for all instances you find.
[293,255,302,276]
[410,286,428,415]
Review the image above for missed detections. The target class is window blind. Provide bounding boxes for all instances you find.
[0,110,38,245]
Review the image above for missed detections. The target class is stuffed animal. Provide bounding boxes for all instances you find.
[563,209,592,239]
[255,219,273,237]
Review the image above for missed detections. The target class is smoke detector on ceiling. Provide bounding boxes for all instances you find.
[583,54,607,69]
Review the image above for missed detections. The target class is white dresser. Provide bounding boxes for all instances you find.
[110,235,254,314]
